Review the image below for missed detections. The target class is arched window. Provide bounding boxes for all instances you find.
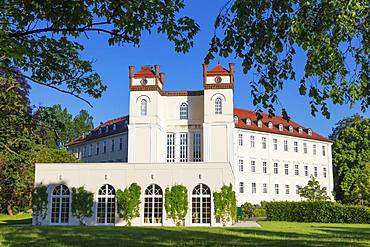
[268,122,273,129]
[234,116,238,124]
[246,118,252,125]
[51,184,70,224]
[298,127,303,134]
[307,128,312,135]
[215,97,222,115]
[279,124,284,131]
[144,184,163,224]
[140,99,147,116]
[192,183,211,224]
[180,103,188,120]
[257,120,263,128]
[289,126,293,132]
[97,184,116,224]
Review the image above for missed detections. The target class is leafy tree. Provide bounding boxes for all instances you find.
[332,116,370,205]
[71,186,94,225]
[116,183,141,226]
[329,114,364,141]
[0,145,78,215]
[1,0,199,105]
[298,175,330,201]
[206,0,369,118]
[35,105,93,148]
[32,186,48,225]
[213,184,237,225]
[165,184,188,226]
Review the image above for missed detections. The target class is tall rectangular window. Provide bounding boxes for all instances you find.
[179,133,188,162]
[83,146,87,158]
[304,166,308,176]
[296,185,300,195]
[285,185,290,194]
[119,138,123,150]
[284,164,289,175]
[239,160,244,172]
[111,139,115,152]
[275,184,279,194]
[313,144,317,155]
[295,164,299,176]
[250,136,255,148]
[167,133,175,163]
[96,142,99,155]
[303,143,307,154]
[89,144,93,156]
[239,182,244,193]
[322,145,326,156]
[103,141,107,153]
[284,140,288,151]
[263,183,268,194]
[323,167,327,178]
[262,162,267,173]
[252,183,256,194]
[262,137,267,149]
[251,160,256,172]
[193,133,201,162]
[274,163,278,174]
[273,139,278,150]
[238,134,243,146]
[294,141,298,152]
[314,166,318,177]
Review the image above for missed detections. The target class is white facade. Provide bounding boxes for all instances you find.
[37,64,333,226]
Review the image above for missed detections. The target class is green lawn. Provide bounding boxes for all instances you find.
[0,219,369,246]
[0,213,32,225]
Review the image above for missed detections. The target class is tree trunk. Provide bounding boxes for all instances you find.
[7,204,13,215]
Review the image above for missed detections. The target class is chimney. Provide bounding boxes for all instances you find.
[154,65,160,78]
[202,64,208,86]
[159,72,165,84]
[129,66,135,86]
[229,63,234,84]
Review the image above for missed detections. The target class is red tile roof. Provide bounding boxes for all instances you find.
[234,108,332,142]
[207,65,230,76]
[92,116,129,131]
[134,66,155,77]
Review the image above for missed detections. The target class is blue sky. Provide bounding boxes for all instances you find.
[29,0,368,137]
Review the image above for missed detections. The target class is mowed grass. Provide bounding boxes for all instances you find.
[0,217,369,247]
[0,213,32,225]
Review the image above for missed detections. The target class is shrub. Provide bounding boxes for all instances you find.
[240,202,253,220]
[32,186,48,224]
[265,201,370,224]
[165,184,188,226]
[213,184,237,225]
[253,208,266,217]
[117,183,141,226]
[71,186,94,225]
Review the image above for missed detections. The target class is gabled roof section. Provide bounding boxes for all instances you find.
[207,64,230,76]
[234,108,332,142]
[133,66,155,78]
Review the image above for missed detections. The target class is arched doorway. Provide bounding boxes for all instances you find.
[191,183,211,224]
[144,184,163,224]
[97,184,116,224]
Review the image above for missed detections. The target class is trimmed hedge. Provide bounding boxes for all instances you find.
[265,201,370,224]
[253,208,266,217]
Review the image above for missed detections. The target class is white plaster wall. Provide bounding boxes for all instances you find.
[234,128,333,206]
[34,162,234,227]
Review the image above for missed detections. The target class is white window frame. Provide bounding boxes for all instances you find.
[140,99,148,116]
[193,132,201,162]
[180,103,188,120]
[215,97,222,115]
[179,133,188,162]
[167,133,175,163]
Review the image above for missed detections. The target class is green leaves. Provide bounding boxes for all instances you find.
[1,0,199,105]
[298,175,330,201]
[71,186,94,225]
[213,184,237,226]
[207,0,369,119]
[32,186,48,225]
[116,183,141,226]
[164,184,188,226]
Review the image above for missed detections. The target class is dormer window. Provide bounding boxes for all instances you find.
[289,126,293,132]
[298,127,303,134]
[278,124,284,131]
[246,118,252,125]
[257,120,263,128]
[268,122,273,129]
[105,126,109,132]
[308,128,312,135]
[98,128,102,134]
[113,124,116,131]
[234,116,238,124]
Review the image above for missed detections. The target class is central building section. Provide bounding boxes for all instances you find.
[128,64,235,165]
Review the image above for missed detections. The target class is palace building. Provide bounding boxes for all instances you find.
[34,64,333,226]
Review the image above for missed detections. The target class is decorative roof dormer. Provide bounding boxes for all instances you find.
[129,65,164,92]
[203,63,234,90]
